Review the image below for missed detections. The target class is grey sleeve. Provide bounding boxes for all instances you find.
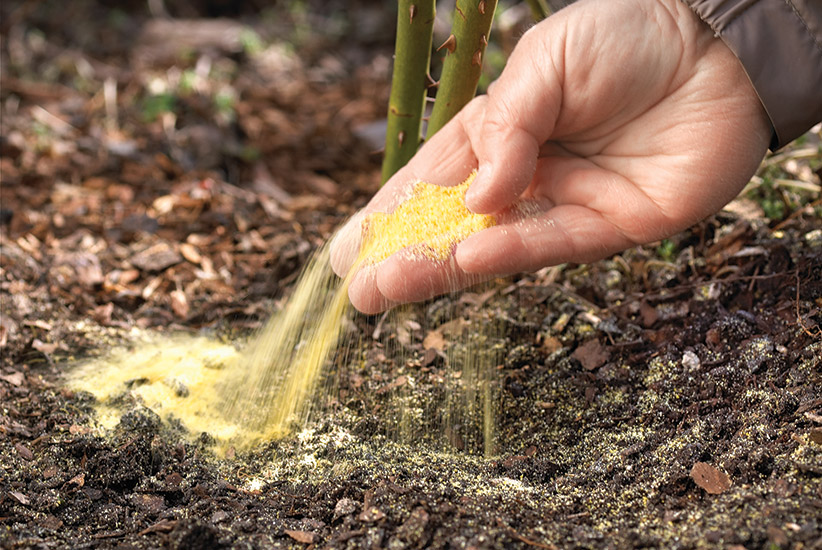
[680,0,822,149]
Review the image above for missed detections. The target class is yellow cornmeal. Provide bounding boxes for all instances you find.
[68,335,251,441]
[359,171,496,264]
[67,171,498,454]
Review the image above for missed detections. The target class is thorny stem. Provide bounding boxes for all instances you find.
[381,0,436,184]
[426,0,497,139]
[524,0,551,21]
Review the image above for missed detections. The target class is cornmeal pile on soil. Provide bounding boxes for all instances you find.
[66,172,497,455]
[1,1,821,549]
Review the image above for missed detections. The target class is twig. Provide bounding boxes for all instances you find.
[497,518,558,549]
[761,147,821,168]
[772,197,822,231]
[795,271,822,338]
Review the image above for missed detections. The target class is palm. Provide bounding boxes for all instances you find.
[334,0,771,313]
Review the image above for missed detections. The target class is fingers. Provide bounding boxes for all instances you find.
[455,203,636,275]
[346,246,490,313]
[330,98,486,280]
[346,264,398,314]
[465,23,564,214]
[456,156,672,275]
[329,210,365,278]
[375,248,486,303]
[345,191,640,313]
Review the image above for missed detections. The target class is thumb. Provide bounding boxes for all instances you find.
[465,23,563,214]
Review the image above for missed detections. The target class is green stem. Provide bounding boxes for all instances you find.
[426,0,497,139]
[524,0,550,21]
[381,0,436,184]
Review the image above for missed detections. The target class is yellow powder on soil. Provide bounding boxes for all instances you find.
[67,171,499,454]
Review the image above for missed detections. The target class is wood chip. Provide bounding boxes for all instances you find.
[92,303,114,325]
[68,473,85,487]
[9,491,30,505]
[32,339,58,354]
[377,375,407,394]
[179,243,202,264]
[358,506,385,523]
[170,289,189,318]
[639,301,659,328]
[284,529,316,544]
[131,242,182,272]
[541,336,562,354]
[333,498,357,520]
[37,515,63,530]
[421,348,443,367]
[15,443,34,461]
[690,462,732,494]
[1,372,25,387]
[571,339,610,371]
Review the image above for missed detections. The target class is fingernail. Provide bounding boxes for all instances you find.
[465,164,491,211]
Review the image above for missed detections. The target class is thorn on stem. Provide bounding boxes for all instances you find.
[409,4,417,23]
[437,34,457,54]
[472,49,482,66]
[390,106,414,118]
[478,0,486,14]
[480,34,488,46]
[398,131,406,147]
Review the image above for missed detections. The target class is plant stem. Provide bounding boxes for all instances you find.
[381,0,436,184]
[426,0,497,139]
[524,0,550,21]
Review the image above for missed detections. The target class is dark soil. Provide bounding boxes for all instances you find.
[2,2,821,549]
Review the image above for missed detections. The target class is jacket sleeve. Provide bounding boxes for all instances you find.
[681,0,822,150]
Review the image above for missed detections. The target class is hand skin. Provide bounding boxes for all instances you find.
[331,0,772,314]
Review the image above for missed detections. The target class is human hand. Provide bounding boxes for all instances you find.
[332,0,771,314]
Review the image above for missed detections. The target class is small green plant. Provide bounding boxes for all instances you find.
[141,92,176,122]
[239,28,264,56]
[746,173,787,221]
[761,197,786,220]
[656,239,676,262]
[214,89,237,122]
[179,70,198,94]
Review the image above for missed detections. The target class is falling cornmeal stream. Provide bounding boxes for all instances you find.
[68,172,504,456]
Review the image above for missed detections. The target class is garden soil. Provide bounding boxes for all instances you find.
[1,1,821,548]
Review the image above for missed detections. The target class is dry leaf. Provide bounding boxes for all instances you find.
[131,242,182,272]
[68,473,85,487]
[423,330,446,351]
[690,462,731,494]
[571,339,610,371]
